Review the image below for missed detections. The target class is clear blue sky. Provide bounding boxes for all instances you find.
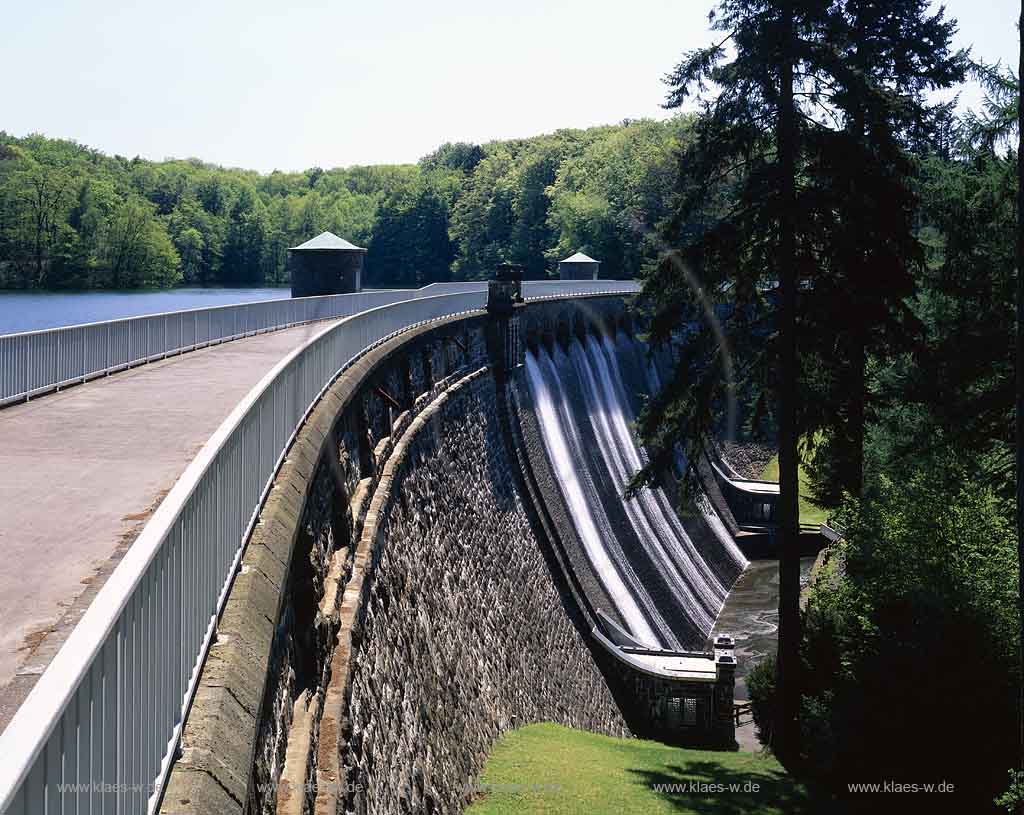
[2,0,1018,173]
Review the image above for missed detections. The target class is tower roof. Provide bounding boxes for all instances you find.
[290,231,366,252]
[560,251,599,264]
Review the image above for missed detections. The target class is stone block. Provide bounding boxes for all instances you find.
[243,540,288,591]
[178,685,255,806]
[262,488,302,532]
[160,768,243,815]
[202,634,267,718]
[250,516,297,569]
[288,437,321,481]
[303,409,332,448]
[226,566,280,626]
[218,591,277,664]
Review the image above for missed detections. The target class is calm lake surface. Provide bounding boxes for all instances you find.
[0,288,292,335]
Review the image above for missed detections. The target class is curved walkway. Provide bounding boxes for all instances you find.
[0,318,342,727]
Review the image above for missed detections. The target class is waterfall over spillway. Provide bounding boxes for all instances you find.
[524,332,748,650]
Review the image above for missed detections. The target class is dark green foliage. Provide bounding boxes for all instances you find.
[0,121,689,290]
[638,0,968,768]
[364,176,456,287]
[419,142,485,175]
[799,0,967,508]
[746,653,778,747]
[635,0,965,504]
[746,465,1018,813]
[643,0,818,761]
[963,60,1020,150]
[887,149,1016,495]
[797,466,1018,812]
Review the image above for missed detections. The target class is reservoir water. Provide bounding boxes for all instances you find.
[0,288,292,335]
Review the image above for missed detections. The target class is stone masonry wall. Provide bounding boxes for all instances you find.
[337,369,628,815]
[160,297,634,815]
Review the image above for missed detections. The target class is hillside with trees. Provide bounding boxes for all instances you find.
[0,118,690,290]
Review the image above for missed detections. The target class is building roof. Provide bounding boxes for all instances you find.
[290,231,366,252]
[560,251,599,264]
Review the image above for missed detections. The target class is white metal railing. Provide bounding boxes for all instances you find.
[522,279,632,299]
[0,283,487,407]
[0,280,637,408]
[0,280,637,814]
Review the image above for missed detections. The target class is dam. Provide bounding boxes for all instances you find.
[0,274,767,815]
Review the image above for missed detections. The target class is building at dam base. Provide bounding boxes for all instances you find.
[159,287,743,815]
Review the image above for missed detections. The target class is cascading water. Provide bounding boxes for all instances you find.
[525,351,668,648]
[524,331,748,651]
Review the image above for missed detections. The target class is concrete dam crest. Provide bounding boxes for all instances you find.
[159,295,744,815]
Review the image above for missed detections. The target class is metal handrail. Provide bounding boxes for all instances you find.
[0,283,485,407]
[0,281,638,814]
[0,280,638,407]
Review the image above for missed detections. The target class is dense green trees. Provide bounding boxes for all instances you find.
[364,174,456,287]
[745,83,1023,812]
[750,462,1018,808]
[799,0,966,508]
[636,0,969,767]
[547,120,685,280]
[638,0,1015,808]
[0,121,690,290]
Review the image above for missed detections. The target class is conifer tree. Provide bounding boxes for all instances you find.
[800,0,965,507]
[640,0,828,759]
[638,0,964,757]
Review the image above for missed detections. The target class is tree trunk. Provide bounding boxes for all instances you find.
[1016,0,1024,791]
[845,8,867,502]
[847,328,866,496]
[775,0,802,763]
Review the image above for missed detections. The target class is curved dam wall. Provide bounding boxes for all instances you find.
[159,292,744,815]
[518,333,746,651]
[513,301,747,653]
[160,301,629,815]
[331,367,628,814]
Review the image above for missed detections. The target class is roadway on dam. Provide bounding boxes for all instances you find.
[0,317,342,728]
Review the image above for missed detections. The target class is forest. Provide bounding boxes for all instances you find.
[626,0,1023,812]
[0,118,686,290]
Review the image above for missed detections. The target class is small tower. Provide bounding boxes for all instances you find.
[558,250,600,281]
[288,232,367,298]
[486,263,525,377]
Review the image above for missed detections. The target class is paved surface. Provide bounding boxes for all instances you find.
[0,319,341,728]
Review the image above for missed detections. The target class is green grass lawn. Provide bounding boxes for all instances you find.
[760,454,827,527]
[466,723,819,815]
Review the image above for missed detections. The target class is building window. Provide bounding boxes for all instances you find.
[666,696,700,727]
[666,696,680,724]
[683,697,698,726]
